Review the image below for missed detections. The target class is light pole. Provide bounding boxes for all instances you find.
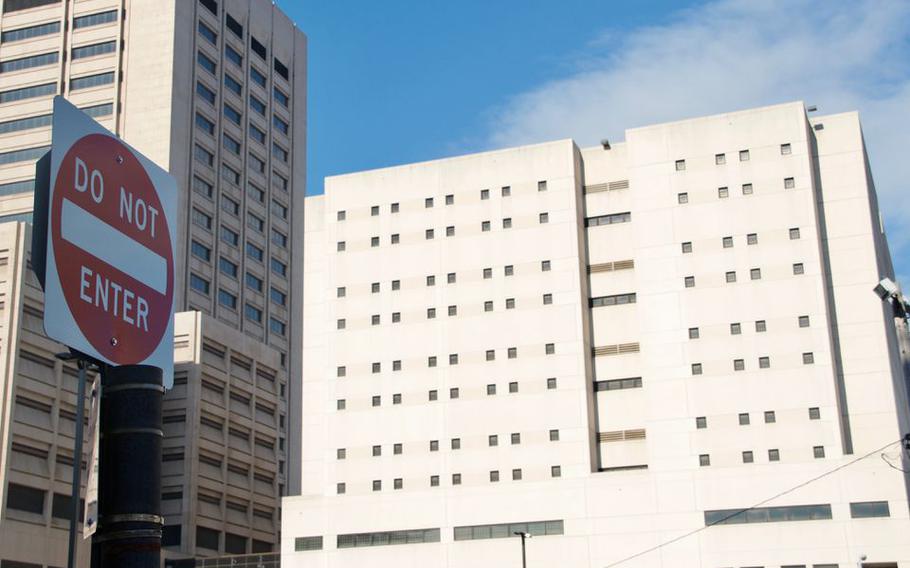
[513,531,531,568]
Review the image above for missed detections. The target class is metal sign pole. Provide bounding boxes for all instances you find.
[66,359,87,568]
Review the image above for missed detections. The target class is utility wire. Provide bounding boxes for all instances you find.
[603,437,906,568]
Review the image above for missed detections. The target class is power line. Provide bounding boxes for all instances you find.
[603,437,906,568]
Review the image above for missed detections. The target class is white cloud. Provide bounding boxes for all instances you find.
[486,0,910,272]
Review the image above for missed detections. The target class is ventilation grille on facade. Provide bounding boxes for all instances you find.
[598,429,646,442]
[592,342,640,356]
[584,179,630,194]
[588,259,635,273]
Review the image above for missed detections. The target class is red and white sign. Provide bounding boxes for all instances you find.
[44,97,176,384]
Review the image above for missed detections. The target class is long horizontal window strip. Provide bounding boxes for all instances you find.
[704,504,832,526]
[0,179,35,195]
[594,377,642,391]
[0,51,59,73]
[588,259,634,273]
[593,342,640,356]
[849,501,890,518]
[73,9,119,29]
[590,293,636,307]
[80,103,113,118]
[2,21,61,43]
[337,528,440,549]
[3,0,60,14]
[0,113,51,135]
[72,41,117,60]
[0,146,49,166]
[0,82,57,104]
[585,211,631,227]
[584,179,630,193]
[70,72,114,91]
[454,520,563,541]
[294,536,323,551]
[598,429,646,442]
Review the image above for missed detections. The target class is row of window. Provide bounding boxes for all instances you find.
[336,465,563,494]
[190,208,288,262]
[691,351,817,375]
[334,182,549,222]
[337,429,560,460]
[682,227,802,253]
[674,143,792,172]
[335,260,552,298]
[696,406,824,429]
[703,500,890,527]
[698,445,827,467]
[189,274,287,335]
[338,295,554,328]
[688,315,814,340]
[336,376,556,409]
[684,264,805,287]
[677,177,796,203]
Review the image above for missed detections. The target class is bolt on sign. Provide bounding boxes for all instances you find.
[39,97,177,385]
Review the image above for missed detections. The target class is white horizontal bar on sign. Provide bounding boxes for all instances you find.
[60,198,167,295]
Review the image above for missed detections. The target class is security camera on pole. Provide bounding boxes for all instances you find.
[32,96,177,568]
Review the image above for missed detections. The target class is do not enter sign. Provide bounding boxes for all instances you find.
[41,97,177,384]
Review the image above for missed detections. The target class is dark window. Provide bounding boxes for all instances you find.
[200,0,218,15]
[0,51,59,73]
[704,504,832,526]
[850,501,890,518]
[3,0,60,14]
[2,21,60,43]
[162,524,181,547]
[251,36,267,60]
[226,13,243,38]
[73,41,116,60]
[6,483,44,514]
[196,526,220,550]
[274,57,289,80]
[224,532,247,554]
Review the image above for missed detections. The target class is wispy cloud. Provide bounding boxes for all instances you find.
[486,0,910,273]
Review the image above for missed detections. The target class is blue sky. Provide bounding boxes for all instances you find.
[286,0,910,277]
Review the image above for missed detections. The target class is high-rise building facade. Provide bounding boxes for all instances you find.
[283,102,910,567]
[0,0,306,565]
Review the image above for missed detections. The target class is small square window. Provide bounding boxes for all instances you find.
[681,242,693,254]
[337,319,346,330]
[739,149,750,162]
[486,350,495,361]
[489,434,498,446]
[337,241,346,252]
[372,480,381,491]
[551,465,561,478]
[543,293,553,305]
[448,273,456,283]
[448,305,457,317]
[730,322,742,335]
[391,202,399,213]
[371,314,380,326]
[675,159,686,171]
[372,282,380,293]
[764,410,776,423]
[503,218,512,229]
[452,473,461,485]
[803,352,815,365]
[742,451,754,463]
[759,356,770,369]
[688,327,699,339]
[337,482,346,494]
[393,394,402,405]
[426,275,436,286]
[718,186,729,198]
[392,280,400,291]
[512,469,522,481]
[793,263,805,275]
[799,315,810,328]
[430,475,440,487]
[547,377,557,389]
[725,271,737,283]
[450,387,459,399]
[446,226,455,237]
[699,454,711,467]
[391,233,400,244]
[484,301,494,312]
[511,432,521,445]
[505,298,515,310]
[545,343,555,354]
[768,449,780,461]
[393,360,402,371]
[425,197,434,208]
[755,320,767,332]
[449,353,459,365]
[508,347,517,359]
[696,416,707,429]
[715,153,726,165]
[337,287,346,298]
[549,429,560,441]
[337,210,346,221]
[372,395,381,407]
[789,227,801,240]
[371,205,379,216]
[427,307,437,319]
[691,363,703,375]
[451,438,461,450]
[481,189,490,200]
[539,212,549,224]
[813,445,825,459]
[750,268,761,280]
[542,260,551,271]
[490,470,500,482]
[487,384,496,395]
[538,180,548,191]
[678,192,689,204]
[739,413,750,425]
[780,143,792,155]
[372,445,382,457]
[445,194,454,205]
[505,265,514,276]
[809,407,821,420]
[482,220,491,232]
[747,233,758,245]
[784,177,795,189]
[371,236,379,247]
[501,186,511,197]
[337,366,346,377]
[337,448,346,460]
[483,267,493,279]
[428,356,437,367]
[337,399,346,410]
[742,183,753,195]
[734,359,745,371]
[430,440,439,451]
[723,236,733,248]
[509,381,519,393]
[685,276,695,288]
[425,229,434,240]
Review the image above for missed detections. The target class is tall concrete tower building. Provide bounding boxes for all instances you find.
[0,0,305,566]
[283,102,910,568]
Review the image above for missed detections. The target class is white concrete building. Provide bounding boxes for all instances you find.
[283,102,910,568]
